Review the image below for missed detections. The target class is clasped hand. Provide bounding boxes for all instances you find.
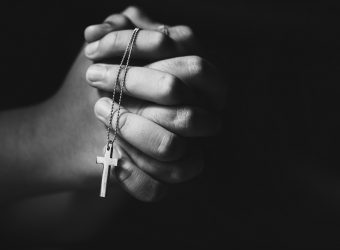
[83,6,226,201]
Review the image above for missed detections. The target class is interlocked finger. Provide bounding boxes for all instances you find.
[84,14,135,43]
[94,97,187,162]
[86,64,194,105]
[84,29,182,61]
[113,150,167,202]
[123,98,221,137]
[116,138,204,184]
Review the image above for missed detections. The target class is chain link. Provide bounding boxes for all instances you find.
[106,28,140,149]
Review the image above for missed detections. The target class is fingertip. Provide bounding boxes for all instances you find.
[84,23,112,43]
[84,41,99,58]
[172,25,195,42]
[94,97,111,122]
[122,5,144,17]
[84,25,97,42]
[86,64,106,83]
[104,14,133,28]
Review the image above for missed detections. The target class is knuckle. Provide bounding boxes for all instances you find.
[156,133,179,160]
[104,31,120,50]
[178,25,195,41]
[152,32,169,51]
[174,107,195,130]
[158,73,181,103]
[187,55,206,76]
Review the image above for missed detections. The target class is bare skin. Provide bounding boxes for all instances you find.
[0,6,226,242]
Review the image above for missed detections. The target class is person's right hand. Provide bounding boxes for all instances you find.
[83,6,227,201]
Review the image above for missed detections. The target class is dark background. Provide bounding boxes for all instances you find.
[0,0,339,248]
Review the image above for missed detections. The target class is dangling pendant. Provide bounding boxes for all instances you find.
[95,28,139,198]
[96,142,118,198]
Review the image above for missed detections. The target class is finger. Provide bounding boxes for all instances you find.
[117,138,204,184]
[147,56,227,110]
[85,29,171,61]
[122,6,197,53]
[84,29,196,61]
[86,64,194,105]
[84,14,135,43]
[124,98,221,137]
[166,25,198,54]
[94,97,186,161]
[113,147,167,202]
[122,6,161,29]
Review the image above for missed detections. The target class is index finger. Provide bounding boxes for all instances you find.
[85,29,179,61]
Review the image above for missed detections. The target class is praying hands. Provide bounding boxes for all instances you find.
[84,6,226,201]
[0,6,226,203]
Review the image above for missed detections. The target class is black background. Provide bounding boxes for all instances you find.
[0,0,340,248]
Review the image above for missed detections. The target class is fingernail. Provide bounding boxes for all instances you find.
[87,64,106,81]
[85,41,99,55]
[94,98,111,119]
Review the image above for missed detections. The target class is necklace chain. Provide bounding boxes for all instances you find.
[106,28,140,148]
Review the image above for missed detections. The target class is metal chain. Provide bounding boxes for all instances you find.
[106,28,140,148]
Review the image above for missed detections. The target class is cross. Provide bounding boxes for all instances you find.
[96,144,118,198]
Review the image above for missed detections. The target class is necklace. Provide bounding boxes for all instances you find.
[96,28,140,198]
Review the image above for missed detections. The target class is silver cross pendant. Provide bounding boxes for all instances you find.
[96,143,118,198]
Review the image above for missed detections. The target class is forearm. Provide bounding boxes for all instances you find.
[0,105,73,201]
